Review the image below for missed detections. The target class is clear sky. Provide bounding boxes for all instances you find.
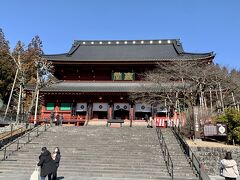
[1,0,240,69]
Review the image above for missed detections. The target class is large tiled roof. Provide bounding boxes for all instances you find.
[25,81,185,93]
[43,39,214,62]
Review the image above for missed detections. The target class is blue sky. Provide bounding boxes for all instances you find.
[1,0,240,69]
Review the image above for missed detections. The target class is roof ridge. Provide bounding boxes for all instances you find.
[74,39,179,41]
[73,39,180,46]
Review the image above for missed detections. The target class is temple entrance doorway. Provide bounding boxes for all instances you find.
[93,111,108,119]
[114,109,129,119]
[75,103,87,119]
[92,103,108,120]
[113,103,130,120]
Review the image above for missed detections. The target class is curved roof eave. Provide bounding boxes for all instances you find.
[43,55,215,62]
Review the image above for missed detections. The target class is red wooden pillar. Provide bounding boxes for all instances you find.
[41,104,45,120]
[108,106,112,119]
[130,107,134,121]
[55,101,60,113]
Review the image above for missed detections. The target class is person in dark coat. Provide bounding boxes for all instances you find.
[52,147,61,180]
[55,114,60,126]
[37,147,56,180]
[144,114,149,122]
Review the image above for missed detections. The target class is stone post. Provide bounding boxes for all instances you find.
[193,106,201,139]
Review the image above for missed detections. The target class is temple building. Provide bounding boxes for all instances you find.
[30,39,214,125]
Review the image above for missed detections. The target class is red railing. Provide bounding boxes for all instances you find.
[28,115,86,126]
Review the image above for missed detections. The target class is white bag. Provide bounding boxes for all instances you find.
[30,165,40,180]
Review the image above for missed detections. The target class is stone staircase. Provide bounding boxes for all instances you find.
[0,126,198,179]
[161,128,198,179]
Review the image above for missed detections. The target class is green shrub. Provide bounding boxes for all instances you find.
[233,127,240,144]
[215,108,240,144]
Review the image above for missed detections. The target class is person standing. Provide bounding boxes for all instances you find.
[221,151,239,180]
[52,147,61,180]
[50,112,55,127]
[37,147,56,180]
[60,113,64,126]
[55,114,60,126]
[149,116,153,128]
[144,114,149,122]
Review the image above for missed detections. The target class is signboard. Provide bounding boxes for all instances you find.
[123,72,135,80]
[216,124,227,136]
[76,103,87,112]
[112,72,135,80]
[204,124,227,136]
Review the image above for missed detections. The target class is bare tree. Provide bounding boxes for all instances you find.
[130,60,240,135]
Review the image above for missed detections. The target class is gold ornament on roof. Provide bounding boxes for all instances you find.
[124,72,134,80]
[114,72,122,80]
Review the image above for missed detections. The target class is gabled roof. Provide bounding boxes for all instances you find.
[43,39,214,62]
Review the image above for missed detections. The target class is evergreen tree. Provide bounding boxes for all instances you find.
[0,28,16,103]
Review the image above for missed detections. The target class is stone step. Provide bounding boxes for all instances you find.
[0,126,200,179]
[160,128,197,178]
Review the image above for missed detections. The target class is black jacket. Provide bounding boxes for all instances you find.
[37,150,56,177]
[54,153,61,168]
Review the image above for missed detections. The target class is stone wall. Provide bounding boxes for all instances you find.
[191,146,240,175]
